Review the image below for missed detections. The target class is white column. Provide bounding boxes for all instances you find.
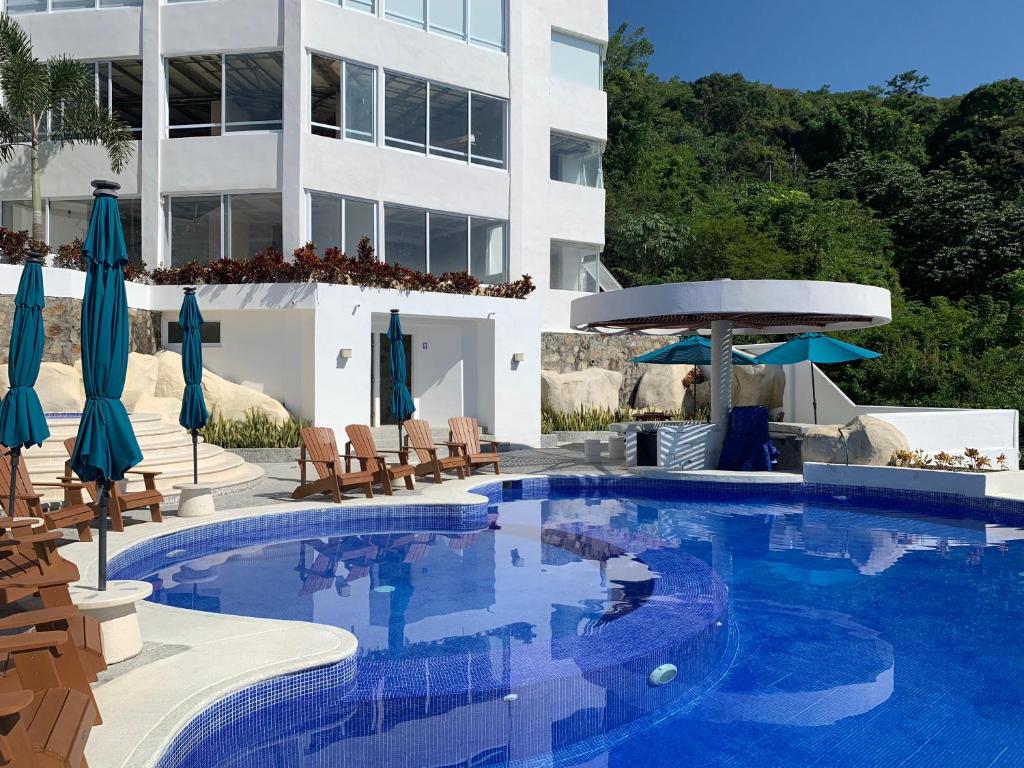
[710,319,734,451]
[280,0,306,255]
[140,0,163,269]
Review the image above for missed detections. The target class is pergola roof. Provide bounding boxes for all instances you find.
[570,280,892,336]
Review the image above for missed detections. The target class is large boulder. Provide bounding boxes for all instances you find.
[633,364,693,412]
[802,415,909,466]
[0,362,85,412]
[733,365,785,409]
[123,353,160,412]
[541,368,623,413]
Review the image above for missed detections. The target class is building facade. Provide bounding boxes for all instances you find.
[0,0,610,446]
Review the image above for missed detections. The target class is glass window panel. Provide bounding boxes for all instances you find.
[344,198,376,256]
[224,52,283,131]
[428,84,468,160]
[167,55,222,137]
[310,55,341,137]
[344,62,374,142]
[469,0,504,50]
[109,60,144,136]
[470,218,506,283]
[118,197,143,267]
[551,32,602,89]
[386,0,424,27]
[384,206,426,271]
[171,197,221,265]
[344,0,374,11]
[385,73,427,152]
[50,0,93,9]
[429,0,465,39]
[47,199,90,250]
[470,93,505,167]
[99,0,143,6]
[5,0,47,13]
[310,193,343,251]
[428,212,467,275]
[550,241,600,291]
[2,201,34,234]
[550,132,603,187]
[228,194,282,259]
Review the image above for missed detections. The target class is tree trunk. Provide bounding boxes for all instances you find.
[30,138,43,245]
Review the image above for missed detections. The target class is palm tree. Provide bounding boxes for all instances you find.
[0,14,133,244]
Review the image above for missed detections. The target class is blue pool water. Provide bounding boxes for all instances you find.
[122,481,1024,768]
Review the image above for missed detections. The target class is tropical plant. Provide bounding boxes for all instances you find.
[888,447,1008,472]
[202,409,309,449]
[541,406,690,434]
[0,14,134,244]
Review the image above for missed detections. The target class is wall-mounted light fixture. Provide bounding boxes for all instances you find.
[512,353,525,363]
[339,348,353,359]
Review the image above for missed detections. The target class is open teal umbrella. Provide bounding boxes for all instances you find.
[632,336,758,366]
[753,332,880,424]
[0,252,51,516]
[70,180,143,590]
[388,309,415,446]
[178,287,209,484]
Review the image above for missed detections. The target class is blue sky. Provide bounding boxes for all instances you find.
[608,0,1023,97]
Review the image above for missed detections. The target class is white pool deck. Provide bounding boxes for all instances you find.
[54,461,1024,768]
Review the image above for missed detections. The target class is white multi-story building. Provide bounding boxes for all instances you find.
[0,0,614,447]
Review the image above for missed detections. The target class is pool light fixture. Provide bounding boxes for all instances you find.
[649,664,678,687]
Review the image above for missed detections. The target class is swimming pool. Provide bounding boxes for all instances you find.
[114,478,1024,768]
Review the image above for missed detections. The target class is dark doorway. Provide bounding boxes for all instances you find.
[377,332,413,425]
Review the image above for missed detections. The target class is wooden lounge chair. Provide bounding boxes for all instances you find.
[0,453,94,542]
[344,425,416,495]
[62,437,163,532]
[402,419,467,483]
[448,417,501,475]
[293,427,375,503]
[0,520,79,601]
[0,685,95,768]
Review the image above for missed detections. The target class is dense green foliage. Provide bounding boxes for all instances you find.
[603,25,1024,414]
[203,410,309,449]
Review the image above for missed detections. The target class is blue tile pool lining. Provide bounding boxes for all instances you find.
[137,474,1024,768]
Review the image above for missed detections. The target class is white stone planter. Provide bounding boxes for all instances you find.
[804,462,1024,499]
[68,580,153,664]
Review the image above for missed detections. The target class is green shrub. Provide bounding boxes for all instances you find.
[541,406,689,434]
[202,409,309,449]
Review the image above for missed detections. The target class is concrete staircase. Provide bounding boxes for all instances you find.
[24,413,264,504]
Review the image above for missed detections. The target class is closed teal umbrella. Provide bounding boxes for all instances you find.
[753,332,880,424]
[388,309,415,446]
[178,287,209,484]
[70,180,143,590]
[632,336,758,366]
[0,252,51,516]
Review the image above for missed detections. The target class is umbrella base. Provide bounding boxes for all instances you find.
[174,483,216,518]
[68,580,153,664]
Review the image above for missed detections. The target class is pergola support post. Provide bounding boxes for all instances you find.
[710,319,734,461]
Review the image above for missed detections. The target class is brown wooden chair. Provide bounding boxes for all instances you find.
[402,419,466,483]
[0,520,79,602]
[344,425,416,496]
[62,438,163,532]
[448,417,501,475]
[0,453,94,543]
[292,427,375,503]
[0,685,95,768]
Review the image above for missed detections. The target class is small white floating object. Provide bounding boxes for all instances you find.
[503,693,518,702]
[166,549,187,558]
[649,664,678,686]
[373,585,396,594]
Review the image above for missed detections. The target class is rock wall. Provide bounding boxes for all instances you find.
[0,295,160,365]
[542,332,682,408]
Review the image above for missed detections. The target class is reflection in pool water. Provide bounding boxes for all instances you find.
[133,487,1024,768]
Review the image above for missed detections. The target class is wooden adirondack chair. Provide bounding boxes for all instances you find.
[0,451,94,542]
[0,686,96,768]
[402,419,467,483]
[62,437,163,532]
[0,519,78,600]
[448,417,501,475]
[293,427,375,502]
[344,425,416,495]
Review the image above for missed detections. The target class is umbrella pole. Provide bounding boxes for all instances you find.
[7,447,20,517]
[810,364,818,425]
[191,428,198,485]
[98,478,110,591]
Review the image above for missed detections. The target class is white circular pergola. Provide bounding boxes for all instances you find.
[570,279,892,440]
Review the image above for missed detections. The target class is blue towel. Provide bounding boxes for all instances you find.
[717,406,780,472]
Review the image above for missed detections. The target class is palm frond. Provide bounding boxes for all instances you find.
[46,55,92,106]
[50,100,135,173]
[0,106,28,163]
[0,15,34,63]
[0,43,48,124]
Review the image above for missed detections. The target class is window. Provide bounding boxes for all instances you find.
[167,52,283,137]
[550,132,603,188]
[166,194,281,265]
[1,201,34,234]
[168,321,221,345]
[309,192,377,255]
[383,0,505,51]
[384,205,507,281]
[550,241,600,292]
[310,55,375,142]
[47,199,91,251]
[319,0,375,11]
[2,198,142,264]
[7,0,141,11]
[551,31,602,89]
[385,72,506,167]
[97,60,143,137]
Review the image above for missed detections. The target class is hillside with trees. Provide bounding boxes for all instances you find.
[603,24,1024,415]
